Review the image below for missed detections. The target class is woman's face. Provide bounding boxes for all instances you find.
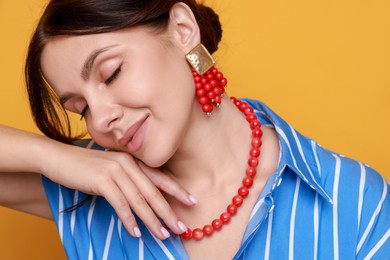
[41,27,196,167]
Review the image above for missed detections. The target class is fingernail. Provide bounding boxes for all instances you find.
[161,227,170,239]
[177,221,188,233]
[188,194,198,204]
[134,227,142,237]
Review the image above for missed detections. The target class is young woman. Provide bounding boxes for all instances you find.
[3,0,389,259]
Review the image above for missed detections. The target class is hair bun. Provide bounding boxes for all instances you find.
[196,4,222,54]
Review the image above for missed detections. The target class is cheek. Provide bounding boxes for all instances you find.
[85,121,114,148]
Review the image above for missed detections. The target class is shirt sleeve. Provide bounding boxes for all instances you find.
[355,165,390,259]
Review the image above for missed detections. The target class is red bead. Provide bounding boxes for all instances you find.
[234,99,242,107]
[220,212,231,223]
[239,102,248,112]
[232,195,243,206]
[220,78,228,86]
[192,228,204,240]
[212,219,223,230]
[194,76,201,83]
[246,166,257,177]
[210,80,218,88]
[212,68,218,74]
[206,91,215,100]
[203,225,214,236]
[215,72,223,81]
[244,107,254,116]
[252,128,263,138]
[230,97,237,102]
[196,89,205,97]
[202,104,213,113]
[214,95,222,104]
[201,78,208,84]
[207,74,214,80]
[250,120,261,130]
[246,113,257,123]
[195,82,203,89]
[181,228,193,239]
[250,148,260,157]
[248,157,259,167]
[238,186,249,198]
[251,137,262,148]
[203,83,212,92]
[243,176,254,187]
[199,96,209,105]
[206,69,211,75]
[227,204,238,215]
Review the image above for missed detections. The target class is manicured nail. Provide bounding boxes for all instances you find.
[189,194,198,204]
[161,227,170,239]
[134,227,142,238]
[177,221,188,233]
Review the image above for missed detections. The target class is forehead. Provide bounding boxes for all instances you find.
[40,28,165,83]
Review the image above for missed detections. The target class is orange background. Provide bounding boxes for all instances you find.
[0,0,389,258]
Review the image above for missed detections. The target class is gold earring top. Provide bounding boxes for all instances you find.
[186,44,215,75]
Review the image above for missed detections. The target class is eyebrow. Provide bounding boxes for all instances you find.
[81,45,118,81]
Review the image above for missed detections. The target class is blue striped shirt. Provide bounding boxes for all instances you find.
[42,98,390,259]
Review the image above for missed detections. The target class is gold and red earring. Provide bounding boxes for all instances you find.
[186,44,227,116]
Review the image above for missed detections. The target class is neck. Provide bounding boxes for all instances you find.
[163,96,252,195]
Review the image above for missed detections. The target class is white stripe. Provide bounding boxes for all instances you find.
[289,177,301,260]
[139,238,144,260]
[117,219,123,242]
[332,155,341,260]
[88,244,93,260]
[87,197,97,260]
[313,193,319,260]
[86,139,95,149]
[291,127,317,182]
[250,197,265,219]
[88,196,97,231]
[358,162,366,230]
[58,186,64,243]
[275,126,299,169]
[264,210,274,260]
[364,228,390,260]
[102,216,115,260]
[357,177,388,254]
[311,141,322,177]
[150,232,175,260]
[70,190,79,236]
[291,127,329,198]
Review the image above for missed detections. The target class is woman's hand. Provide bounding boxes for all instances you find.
[40,140,196,240]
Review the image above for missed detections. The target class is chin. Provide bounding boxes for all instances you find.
[137,146,174,169]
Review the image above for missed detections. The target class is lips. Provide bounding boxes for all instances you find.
[118,116,148,150]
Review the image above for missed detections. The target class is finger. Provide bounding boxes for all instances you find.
[116,178,174,239]
[115,160,188,236]
[99,179,141,238]
[138,162,198,206]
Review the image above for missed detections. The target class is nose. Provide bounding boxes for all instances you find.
[87,96,123,133]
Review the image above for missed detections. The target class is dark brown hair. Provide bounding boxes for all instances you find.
[25,0,222,143]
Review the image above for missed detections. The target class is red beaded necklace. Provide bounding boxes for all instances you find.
[181,97,263,240]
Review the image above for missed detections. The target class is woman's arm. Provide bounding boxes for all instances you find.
[0,125,194,240]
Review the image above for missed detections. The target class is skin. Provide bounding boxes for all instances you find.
[0,124,196,240]
[40,3,280,259]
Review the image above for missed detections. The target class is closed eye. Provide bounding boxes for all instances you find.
[105,65,122,85]
[80,106,88,120]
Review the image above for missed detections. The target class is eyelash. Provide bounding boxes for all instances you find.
[80,106,88,121]
[80,64,122,120]
[105,64,122,85]
[79,64,122,120]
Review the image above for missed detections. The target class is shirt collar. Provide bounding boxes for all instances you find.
[242,98,333,203]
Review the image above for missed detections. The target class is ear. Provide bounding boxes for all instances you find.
[167,3,201,54]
